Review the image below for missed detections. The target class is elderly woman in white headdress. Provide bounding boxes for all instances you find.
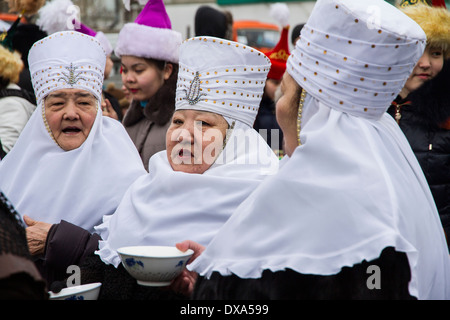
[181,0,450,300]
[40,36,279,299]
[0,31,147,285]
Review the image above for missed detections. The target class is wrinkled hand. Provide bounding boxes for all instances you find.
[101,98,119,120]
[170,240,205,297]
[23,215,53,256]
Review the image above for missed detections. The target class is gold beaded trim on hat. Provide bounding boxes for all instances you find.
[223,120,236,150]
[297,89,306,146]
[41,104,59,147]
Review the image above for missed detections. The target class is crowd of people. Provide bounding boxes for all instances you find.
[0,0,450,300]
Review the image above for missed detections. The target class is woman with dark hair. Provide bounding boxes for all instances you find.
[0,44,36,155]
[115,0,182,170]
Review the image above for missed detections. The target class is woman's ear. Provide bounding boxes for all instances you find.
[163,63,174,81]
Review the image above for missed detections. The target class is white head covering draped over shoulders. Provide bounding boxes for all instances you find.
[189,0,450,300]
[0,31,147,232]
[95,36,279,267]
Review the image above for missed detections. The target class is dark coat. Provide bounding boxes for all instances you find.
[193,247,415,299]
[253,96,283,152]
[0,191,48,299]
[35,221,100,286]
[387,61,450,249]
[42,221,185,300]
[122,100,170,171]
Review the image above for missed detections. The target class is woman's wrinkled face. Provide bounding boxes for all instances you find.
[166,110,229,174]
[44,89,97,151]
[401,45,444,98]
[120,55,172,102]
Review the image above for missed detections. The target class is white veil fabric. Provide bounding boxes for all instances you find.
[0,101,147,233]
[188,0,450,299]
[95,35,279,267]
[189,97,450,299]
[0,101,146,232]
[95,119,279,267]
[0,31,147,232]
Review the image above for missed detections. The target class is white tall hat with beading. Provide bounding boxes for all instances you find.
[287,0,426,120]
[28,31,106,105]
[175,36,271,127]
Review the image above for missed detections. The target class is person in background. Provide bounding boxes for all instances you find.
[254,3,290,156]
[0,31,146,286]
[179,0,450,300]
[0,44,36,156]
[114,0,181,171]
[11,23,47,100]
[386,2,450,249]
[291,23,304,46]
[3,0,46,100]
[194,5,233,40]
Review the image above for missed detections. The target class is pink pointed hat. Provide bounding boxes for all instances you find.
[76,22,113,55]
[114,0,182,63]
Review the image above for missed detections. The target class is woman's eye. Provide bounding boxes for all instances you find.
[51,102,64,107]
[431,51,442,57]
[173,119,183,125]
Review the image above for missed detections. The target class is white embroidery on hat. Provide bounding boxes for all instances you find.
[183,71,206,105]
[57,63,87,86]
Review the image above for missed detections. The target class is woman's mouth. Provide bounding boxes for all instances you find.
[129,88,139,94]
[62,126,81,135]
[178,148,193,159]
[416,73,430,80]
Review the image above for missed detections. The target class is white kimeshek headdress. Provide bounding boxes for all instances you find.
[0,31,146,232]
[95,36,279,267]
[189,0,450,299]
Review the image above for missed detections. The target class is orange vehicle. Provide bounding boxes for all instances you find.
[0,13,27,24]
[232,20,280,54]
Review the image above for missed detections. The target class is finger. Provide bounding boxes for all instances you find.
[23,215,36,227]
[102,99,112,114]
[105,99,113,112]
[176,241,189,252]
[103,99,119,120]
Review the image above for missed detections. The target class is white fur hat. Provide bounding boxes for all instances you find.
[114,0,182,63]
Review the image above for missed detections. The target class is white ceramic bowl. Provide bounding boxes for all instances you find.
[49,282,102,300]
[117,245,194,287]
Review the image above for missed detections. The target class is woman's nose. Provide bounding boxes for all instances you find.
[123,72,135,83]
[176,126,194,144]
[417,53,431,69]
[63,101,79,119]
